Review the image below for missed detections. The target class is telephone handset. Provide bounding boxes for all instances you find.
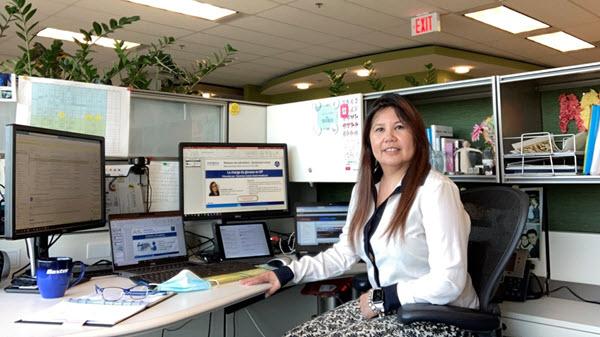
[498,249,532,302]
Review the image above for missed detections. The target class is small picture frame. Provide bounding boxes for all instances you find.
[0,73,16,102]
[519,187,543,260]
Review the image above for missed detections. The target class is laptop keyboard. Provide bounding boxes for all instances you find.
[130,261,260,284]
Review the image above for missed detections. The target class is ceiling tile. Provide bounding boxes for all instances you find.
[483,37,560,60]
[461,43,522,61]
[442,13,516,43]
[226,16,338,44]
[203,25,309,51]
[288,0,402,30]
[422,0,495,12]
[271,51,329,65]
[257,5,372,37]
[505,0,599,27]
[408,31,475,48]
[296,45,354,61]
[319,39,383,55]
[346,0,446,19]
[180,32,287,56]
[202,0,280,14]
[562,21,600,44]
[570,0,600,17]
[250,56,305,70]
[126,21,195,39]
[350,31,417,49]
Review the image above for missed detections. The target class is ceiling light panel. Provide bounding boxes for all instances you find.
[527,31,595,52]
[37,28,140,49]
[126,0,236,21]
[464,6,548,34]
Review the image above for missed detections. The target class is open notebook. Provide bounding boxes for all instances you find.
[16,291,175,326]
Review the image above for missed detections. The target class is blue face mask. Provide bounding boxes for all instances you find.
[156,269,212,293]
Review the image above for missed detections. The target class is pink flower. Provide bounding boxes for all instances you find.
[472,124,484,142]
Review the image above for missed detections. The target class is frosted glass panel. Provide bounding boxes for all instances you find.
[0,102,17,151]
[129,96,224,157]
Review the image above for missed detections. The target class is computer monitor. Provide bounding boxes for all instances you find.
[295,202,349,255]
[180,142,290,221]
[4,124,106,263]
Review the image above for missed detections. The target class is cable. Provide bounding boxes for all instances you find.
[49,234,63,247]
[207,312,212,337]
[550,286,600,305]
[91,259,112,266]
[160,318,195,337]
[244,308,267,337]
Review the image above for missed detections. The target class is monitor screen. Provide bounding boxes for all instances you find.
[295,202,349,253]
[4,124,106,240]
[180,143,290,220]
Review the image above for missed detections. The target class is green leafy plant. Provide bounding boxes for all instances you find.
[8,0,39,76]
[362,60,385,92]
[404,63,437,87]
[61,16,140,83]
[102,36,176,89]
[324,69,347,97]
[0,3,17,38]
[159,43,237,95]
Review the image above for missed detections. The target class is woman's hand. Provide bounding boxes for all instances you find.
[359,291,378,320]
[240,271,281,297]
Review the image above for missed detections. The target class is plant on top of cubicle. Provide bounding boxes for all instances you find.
[404,63,437,87]
[362,60,385,92]
[324,69,348,97]
[0,0,237,93]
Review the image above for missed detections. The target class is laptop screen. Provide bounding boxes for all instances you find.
[295,202,349,253]
[109,211,187,269]
[214,222,273,260]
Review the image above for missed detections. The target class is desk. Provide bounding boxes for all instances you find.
[0,263,366,337]
[0,276,269,337]
[501,297,600,337]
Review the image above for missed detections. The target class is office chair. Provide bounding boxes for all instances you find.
[397,186,529,337]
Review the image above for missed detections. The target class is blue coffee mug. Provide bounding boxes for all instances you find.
[36,257,86,299]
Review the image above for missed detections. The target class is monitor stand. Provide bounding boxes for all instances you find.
[4,236,49,294]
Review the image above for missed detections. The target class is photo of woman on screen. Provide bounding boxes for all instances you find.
[208,181,220,196]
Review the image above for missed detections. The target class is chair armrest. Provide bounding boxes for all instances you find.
[397,303,500,332]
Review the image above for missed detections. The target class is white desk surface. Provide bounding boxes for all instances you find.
[501,297,600,334]
[0,276,270,337]
[0,263,366,337]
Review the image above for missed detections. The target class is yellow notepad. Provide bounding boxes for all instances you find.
[206,268,266,285]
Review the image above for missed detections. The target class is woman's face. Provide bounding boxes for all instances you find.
[369,107,415,176]
[210,183,218,192]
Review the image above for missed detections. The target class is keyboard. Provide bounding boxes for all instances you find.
[130,261,265,284]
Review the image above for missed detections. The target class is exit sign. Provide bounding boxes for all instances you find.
[411,12,441,36]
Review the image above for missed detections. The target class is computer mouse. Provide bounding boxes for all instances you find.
[266,256,292,268]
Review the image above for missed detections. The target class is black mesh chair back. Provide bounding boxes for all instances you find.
[397,186,529,336]
[462,186,529,314]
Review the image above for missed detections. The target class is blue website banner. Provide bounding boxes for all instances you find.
[132,232,177,240]
[205,169,283,178]
[206,201,285,208]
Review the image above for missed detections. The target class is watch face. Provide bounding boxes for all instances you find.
[372,289,384,302]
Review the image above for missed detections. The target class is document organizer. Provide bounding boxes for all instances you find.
[504,132,579,176]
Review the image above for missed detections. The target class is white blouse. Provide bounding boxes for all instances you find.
[285,169,479,309]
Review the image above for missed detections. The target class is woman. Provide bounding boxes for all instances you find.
[208,181,220,196]
[242,93,478,336]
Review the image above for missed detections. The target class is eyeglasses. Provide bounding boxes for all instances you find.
[95,284,160,301]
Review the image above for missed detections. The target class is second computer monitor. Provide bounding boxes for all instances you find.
[295,202,349,255]
[180,143,290,221]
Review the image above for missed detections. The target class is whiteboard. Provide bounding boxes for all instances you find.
[267,94,363,182]
[228,103,267,143]
[16,76,130,157]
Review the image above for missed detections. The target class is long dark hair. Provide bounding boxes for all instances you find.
[348,93,431,245]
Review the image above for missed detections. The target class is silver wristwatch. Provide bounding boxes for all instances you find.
[367,288,385,317]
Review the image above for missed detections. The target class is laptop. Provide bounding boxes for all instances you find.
[109,211,273,283]
[294,202,349,256]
